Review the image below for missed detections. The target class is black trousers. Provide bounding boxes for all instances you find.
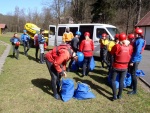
[130,62,139,91]
[82,57,92,75]
[35,46,39,59]
[12,45,19,59]
[45,59,60,95]
[100,48,109,67]
[111,68,127,97]
[23,41,30,54]
[108,52,114,74]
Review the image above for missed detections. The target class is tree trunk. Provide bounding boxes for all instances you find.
[136,0,142,24]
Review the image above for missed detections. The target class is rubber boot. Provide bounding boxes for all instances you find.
[40,53,44,64]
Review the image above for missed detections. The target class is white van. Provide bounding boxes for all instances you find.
[48,24,119,57]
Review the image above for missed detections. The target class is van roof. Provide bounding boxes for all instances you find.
[58,23,116,28]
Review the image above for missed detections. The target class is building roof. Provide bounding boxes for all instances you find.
[136,11,150,27]
[0,24,7,29]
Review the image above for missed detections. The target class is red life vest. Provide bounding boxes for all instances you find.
[115,45,131,64]
[34,35,39,46]
[51,44,72,58]
[82,40,92,52]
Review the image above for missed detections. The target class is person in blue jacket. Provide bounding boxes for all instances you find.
[10,33,21,59]
[38,29,45,64]
[20,30,30,56]
[128,28,146,95]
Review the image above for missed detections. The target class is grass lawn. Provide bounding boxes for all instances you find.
[0,33,150,113]
[0,44,6,57]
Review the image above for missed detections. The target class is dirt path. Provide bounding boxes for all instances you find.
[0,41,11,74]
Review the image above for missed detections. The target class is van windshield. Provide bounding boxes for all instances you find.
[107,27,119,38]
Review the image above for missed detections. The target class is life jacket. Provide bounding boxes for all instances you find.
[14,38,18,43]
[34,34,39,46]
[82,40,92,52]
[141,40,146,54]
[51,44,73,58]
[114,44,131,64]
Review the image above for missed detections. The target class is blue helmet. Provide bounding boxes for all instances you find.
[76,31,81,36]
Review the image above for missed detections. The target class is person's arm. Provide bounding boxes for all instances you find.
[79,40,84,52]
[131,40,143,63]
[91,40,94,51]
[73,38,79,52]
[110,44,118,55]
[62,33,66,43]
[53,52,69,74]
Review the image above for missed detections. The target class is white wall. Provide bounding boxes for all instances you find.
[141,27,150,45]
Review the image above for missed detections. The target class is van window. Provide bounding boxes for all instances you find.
[107,27,119,38]
[70,27,78,36]
[96,28,108,39]
[49,27,55,35]
[58,27,66,36]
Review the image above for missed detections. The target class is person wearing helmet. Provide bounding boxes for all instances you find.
[62,27,74,44]
[79,32,94,77]
[99,33,110,68]
[34,31,39,61]
[128,28,146,95]
[111,33,133,100]
[10,33,21,60]
[127,33,135,46]
[38,29,46,64]
[67,31,81,72]
[107,34,119,74]
[45,44,77,100]
[20,30,30,56]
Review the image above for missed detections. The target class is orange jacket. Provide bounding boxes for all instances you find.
[79,39,94,57]
[62,32,74,42]
[45,49,71,73]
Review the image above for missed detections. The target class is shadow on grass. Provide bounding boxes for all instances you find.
[31,78,53,96]
[73,77,112,101]
[7,54,14,58]
[19,51,37,62]
[92,68,108,76]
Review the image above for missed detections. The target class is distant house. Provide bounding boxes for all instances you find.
[0,24,7,34]
[136,11,150,49]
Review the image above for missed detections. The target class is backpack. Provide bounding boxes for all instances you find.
[51,44,73,58]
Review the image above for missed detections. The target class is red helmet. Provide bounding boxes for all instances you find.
[128,34,135,39]
[15,42,20,46]
[119,33,127,41]
[114,34,119,39]
[84,32,90,37]
[102,33,107,37]
[135,28,143,35]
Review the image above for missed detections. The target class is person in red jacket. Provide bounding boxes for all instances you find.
[111,33,133,101]
[79,32,94,77]
[45,44,77,100]
[127,33,135,46]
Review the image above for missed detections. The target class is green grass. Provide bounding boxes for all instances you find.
[0,44,6,57]
[0,33,150,113]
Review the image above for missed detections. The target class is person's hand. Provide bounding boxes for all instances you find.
[63,72,67,78]
[73,56,78,62]
[130,63,134,66]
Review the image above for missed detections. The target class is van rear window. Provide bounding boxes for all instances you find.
[58,27,66,36]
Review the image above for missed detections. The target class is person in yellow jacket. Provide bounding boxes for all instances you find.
[99,33,110,68]
[62,27,74,44]
[107,34,119,74]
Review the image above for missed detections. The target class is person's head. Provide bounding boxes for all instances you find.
[119,33,130,45]
[40,29,44,34]
[23,30,27,34]
[66,27,70,32]
[14,33,18,37]
[102,33,107,39]
[75,31,81,38]
[84,32,90,40]
[134,27,143,38]
[114,34,119,43]
[128,33,135,41]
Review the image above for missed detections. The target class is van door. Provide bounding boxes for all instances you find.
[93,26,109,57]
[48,25,56,46]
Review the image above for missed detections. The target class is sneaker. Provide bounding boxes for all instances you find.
[117,95,122,99]
[127,90,137,95]
[112,96,117,101]
[54,94,61,100]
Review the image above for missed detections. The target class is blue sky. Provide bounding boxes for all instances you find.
[0,0,52,15]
